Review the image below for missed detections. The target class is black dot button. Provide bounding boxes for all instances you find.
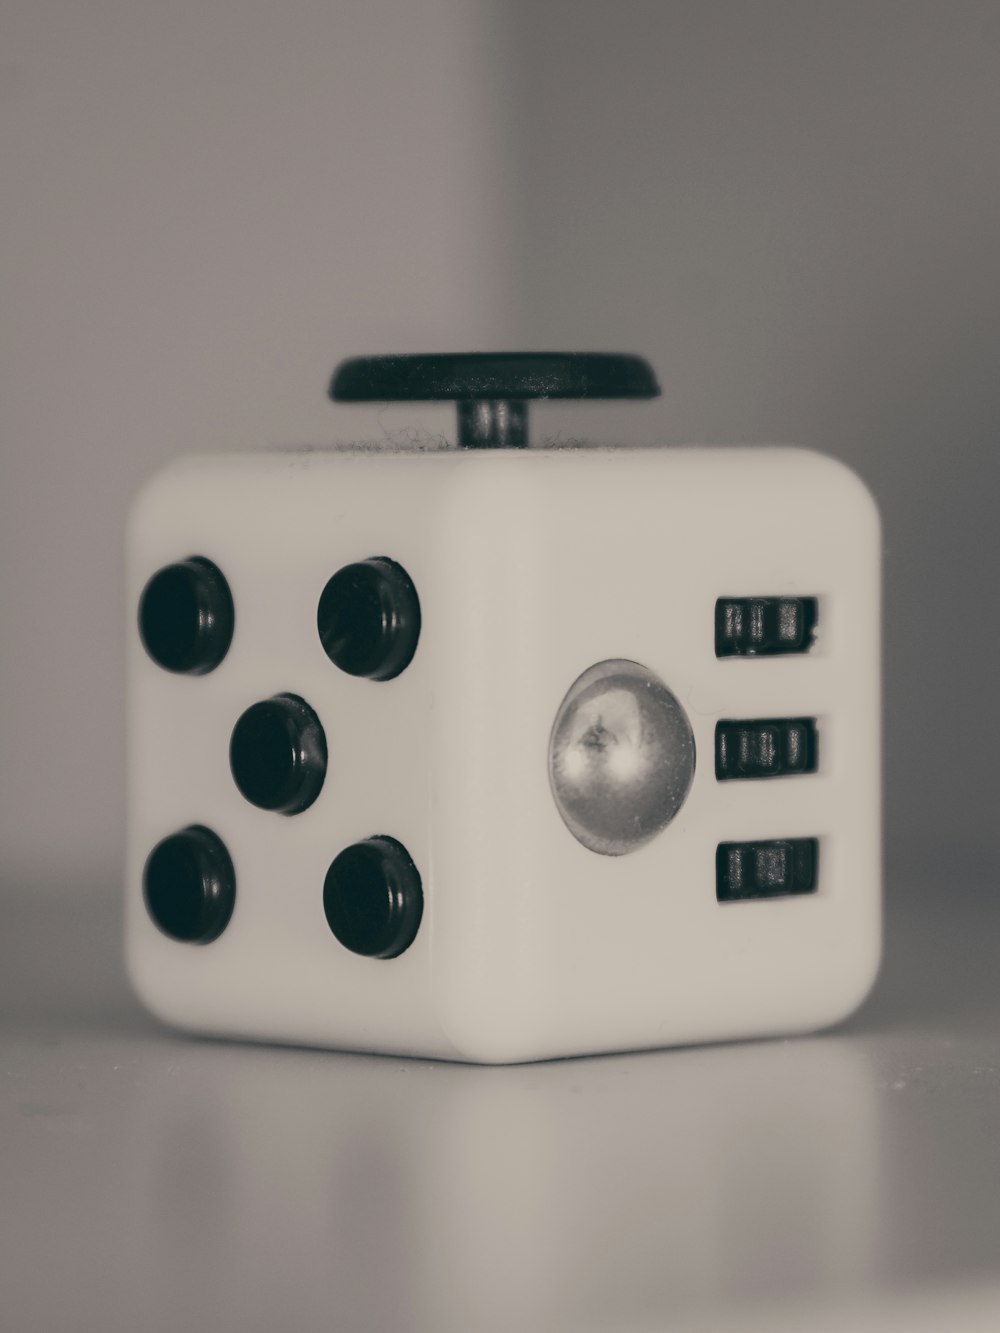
[317,558,420,681]
[138,557,234,674]
[143,825,236,943]
[323,837,423,959]
[230,693,327,814]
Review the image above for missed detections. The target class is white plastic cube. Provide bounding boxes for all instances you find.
[126,443,880,1063]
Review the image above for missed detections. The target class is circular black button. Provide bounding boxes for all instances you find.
[143,825,236,944]
[317,557,420,681]
[323,836,423,959]
[330,352,660,402]
[230,693,327,814]
[138,556,234,675]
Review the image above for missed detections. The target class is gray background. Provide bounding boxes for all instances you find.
[4,5,1000,1330]
[3,0,999,893]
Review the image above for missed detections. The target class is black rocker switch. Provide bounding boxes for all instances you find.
[716,838,818,902]
[715,597,818,657]
[715,718,818,780]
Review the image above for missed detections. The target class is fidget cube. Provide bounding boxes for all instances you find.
[126,353,880,1063]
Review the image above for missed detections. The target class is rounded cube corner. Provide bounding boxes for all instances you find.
[127,457,205,548]
[124,941,180,1032]
[796,449,882,536]
[433,989,545,1066]
[812,926,883,1035]
[124,923,209,1038]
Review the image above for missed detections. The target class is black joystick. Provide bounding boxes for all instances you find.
[330,352,660,448]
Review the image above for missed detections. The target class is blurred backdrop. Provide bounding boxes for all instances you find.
[3,0,999,896]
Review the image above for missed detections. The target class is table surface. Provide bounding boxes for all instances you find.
[2,875,999,1333]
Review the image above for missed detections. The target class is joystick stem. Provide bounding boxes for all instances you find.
[457,399,528,448]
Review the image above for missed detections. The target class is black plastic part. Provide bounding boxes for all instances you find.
[330,352,660,449]
[715,597,818,657]
[229,693,327,814]
[138,556,234,674]
[456,399,528,448]
[323,836,423,960]
[716,838,818,902]
[317,558,421,681]
[143,825,236,944]
[330,352,660,403]
[715,718,818,780]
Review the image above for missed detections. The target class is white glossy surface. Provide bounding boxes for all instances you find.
[127,446,880,1061]
[3,877,1000,1332]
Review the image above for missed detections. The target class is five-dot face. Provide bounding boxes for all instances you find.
[136,553,709,964]
[136,555,425,958]
[136,555,726,955]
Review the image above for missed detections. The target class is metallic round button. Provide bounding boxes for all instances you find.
[143,825,236,944]
[138,556,234,674]
[323,836,423,959]
[317,557,420,681]
[230,693,327,815]
[548,660,696,856]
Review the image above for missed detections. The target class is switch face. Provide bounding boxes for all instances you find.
[715,597,817,657]
[716,838,818,901]
[715,718,818,780]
